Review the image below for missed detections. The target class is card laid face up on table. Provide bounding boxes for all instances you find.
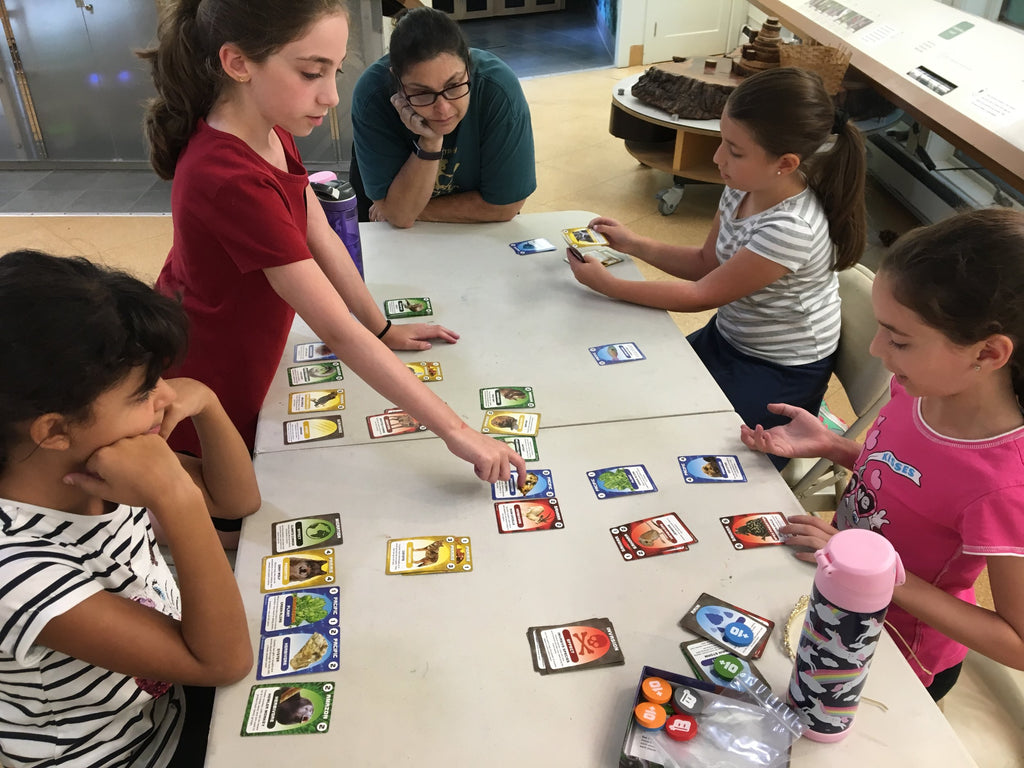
[527,617,624,675]
[495,498,563,533]
[385,536,473,575]
[679,592,774,660]
[678,454,746,483]
[720,512,788,550]
[609,512,696,561]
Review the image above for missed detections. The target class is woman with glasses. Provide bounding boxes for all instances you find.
[351,7,536,227]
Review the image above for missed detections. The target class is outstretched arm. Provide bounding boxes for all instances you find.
[569,243,788,313]
[264,258,526,485]
[305,185,460,352]
[740,403,862,467]
[589,213,721,281]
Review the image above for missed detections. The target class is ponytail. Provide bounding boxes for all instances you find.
[724,67,867,272]
[139,0,222,180]
[138,0,349,180]
[804,116,867,271]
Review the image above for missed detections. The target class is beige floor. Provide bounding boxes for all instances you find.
[1,65,1020,765]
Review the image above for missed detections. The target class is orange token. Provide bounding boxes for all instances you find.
[634,701,667,730]
[641,676,672,705]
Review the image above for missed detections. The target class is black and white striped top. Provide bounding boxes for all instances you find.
[0,500,184,767]
[715,186,841,365]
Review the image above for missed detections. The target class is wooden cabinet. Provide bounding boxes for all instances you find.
[432,0,564,20]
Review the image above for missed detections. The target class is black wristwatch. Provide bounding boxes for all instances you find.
[412,140,443,161]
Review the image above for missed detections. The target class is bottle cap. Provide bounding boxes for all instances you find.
[641,677,672,704]
[664,714,698,741]
[814,528,906,613]
[634,701,667,730]
[308,171,338,184]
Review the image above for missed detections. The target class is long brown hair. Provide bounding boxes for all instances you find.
[138,0,348,180]
[725,67,867,271]
[881,208,1024,402]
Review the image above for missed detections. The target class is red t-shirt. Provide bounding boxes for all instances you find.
[156,120,311,453]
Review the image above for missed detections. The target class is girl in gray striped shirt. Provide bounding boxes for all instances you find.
[569,68,867,468]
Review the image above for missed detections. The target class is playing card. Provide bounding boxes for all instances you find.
[678,454,747,483]
[510,238,557,255]
[383,297,432,318]
[588,464,657,499]
[493,434,539,461]
[609,512,696,561]
[491,468,554,500]
[405,361,443,382]
[293,342,336,363]
[590,342,645,365]
[527,617,624,674]
[260,587,340,634]
[288,389,345,414]
[261,548,336,593]
[679,593,774,659]
[283,416,344,445]
[366,410,426,438]
[479,386,534,409]
[481,410,540,436]
[720,512,788,549]
[240,682,334,736]
[385,536,473,575]
[680,639,770,691]
[257,627,340,679]
[495,498,563,533]
[288,361,344,386]
[271,513,343,554]
[562,226,608,248]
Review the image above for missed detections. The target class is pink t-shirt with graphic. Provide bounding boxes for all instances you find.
[834,378,1024,686]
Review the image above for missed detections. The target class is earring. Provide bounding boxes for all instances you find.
[776,170,781,176]
[236,76,249,83]
[974,364,982,372]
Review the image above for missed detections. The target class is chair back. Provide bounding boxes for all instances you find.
[835,263,891,432]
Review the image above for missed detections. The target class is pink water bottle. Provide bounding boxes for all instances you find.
[788,528,905,741]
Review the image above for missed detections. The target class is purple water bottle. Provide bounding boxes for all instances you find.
[312,179,363,279]
[789,528,905,742]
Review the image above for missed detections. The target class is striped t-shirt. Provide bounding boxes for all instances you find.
[715,185,840,365]
[0,500,184,767]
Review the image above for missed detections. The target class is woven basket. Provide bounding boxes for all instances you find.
[778,43,851,95]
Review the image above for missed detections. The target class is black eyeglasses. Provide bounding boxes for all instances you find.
[402,79,471,107]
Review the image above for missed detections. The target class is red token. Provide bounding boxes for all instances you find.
[665,714,699,742]
[634,701,667,730]
[641,676,672,705]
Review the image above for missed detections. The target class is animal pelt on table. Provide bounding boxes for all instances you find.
[631,67,736,121]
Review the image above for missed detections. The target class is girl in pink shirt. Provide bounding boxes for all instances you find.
[741,208,1024,700]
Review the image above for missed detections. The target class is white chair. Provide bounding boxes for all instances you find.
[782,263,892,513]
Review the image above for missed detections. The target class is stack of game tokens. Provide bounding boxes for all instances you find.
[633,676,702,743]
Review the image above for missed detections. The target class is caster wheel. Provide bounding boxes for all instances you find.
[655,185,684,215]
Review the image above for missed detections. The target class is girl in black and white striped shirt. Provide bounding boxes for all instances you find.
[0,251,260,767]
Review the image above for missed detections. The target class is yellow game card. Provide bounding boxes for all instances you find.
[481,410,540,436]
[562,226,608,248]
[261,548,336,593]
[406,361,443,382]
[288,389,345,414]
[385,536,473,575]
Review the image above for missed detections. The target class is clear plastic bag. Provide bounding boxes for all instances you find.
[620,667,806,768]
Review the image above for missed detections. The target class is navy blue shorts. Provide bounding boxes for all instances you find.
[688,315,836,470]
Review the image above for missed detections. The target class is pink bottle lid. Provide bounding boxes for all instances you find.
[814,529,906,614]
[308,171,338,184]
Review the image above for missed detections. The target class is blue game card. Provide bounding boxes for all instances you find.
[678,455,747,483]
[589,342,646,365]
[294,341,337,363]
[260,587,341,635]
[588,464,657,499]
[257,627,340,679]
[492,468,554,500]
